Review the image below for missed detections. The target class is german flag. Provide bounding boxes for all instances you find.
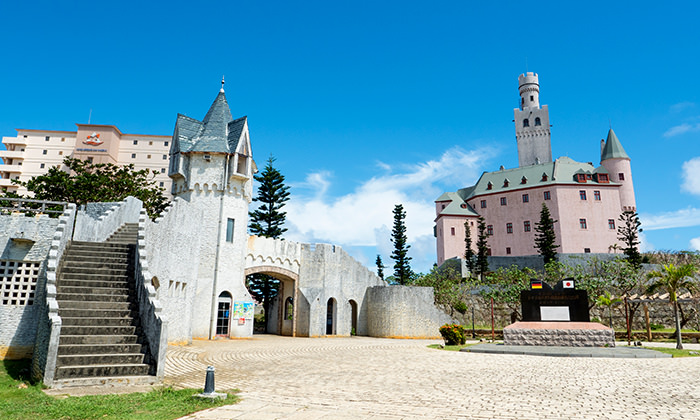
[531,280,542,289]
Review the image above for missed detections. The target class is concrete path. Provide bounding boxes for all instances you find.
[168,335,700,420]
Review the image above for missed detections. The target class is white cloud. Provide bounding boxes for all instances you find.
[284,146,493,252]
[670,102,695,113]
[663,122,700,138]
[638,231,654,253]
[681,157,700,196]
[690,237,700,252]
[639,207,700,231]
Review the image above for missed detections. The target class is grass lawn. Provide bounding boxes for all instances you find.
[1,360,237,420]
[640,347,700,358]
[427,343,478,351]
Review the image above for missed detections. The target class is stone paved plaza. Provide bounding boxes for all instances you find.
[167,335,700,419]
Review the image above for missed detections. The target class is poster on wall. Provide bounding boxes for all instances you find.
[233,301,254,320]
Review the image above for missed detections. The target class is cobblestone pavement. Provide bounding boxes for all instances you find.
[168,335,700,419]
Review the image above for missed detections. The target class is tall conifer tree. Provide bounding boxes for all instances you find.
[375,255,385,280]
[534,203,559,264]
[617,210,642,269]
[464,220,476,276]
[475,216,489,277]
[390,204,413,285]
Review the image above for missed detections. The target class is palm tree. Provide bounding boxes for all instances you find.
[596,291,622,329]
[646,263,699,349]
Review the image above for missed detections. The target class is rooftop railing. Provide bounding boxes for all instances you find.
[0,197,69,216]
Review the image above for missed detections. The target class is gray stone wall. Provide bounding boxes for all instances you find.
[73,197,141,242]
[0,213,60,359]
[366,286,454,338]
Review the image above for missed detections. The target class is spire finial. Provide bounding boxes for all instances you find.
[220,75,225,93]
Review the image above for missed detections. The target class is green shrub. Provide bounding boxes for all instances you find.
[439,323,466,345]
[650,323,665,331]
[453,301,467,315]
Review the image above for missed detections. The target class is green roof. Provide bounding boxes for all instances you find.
[436,192,479,217]
[601,128,629,160]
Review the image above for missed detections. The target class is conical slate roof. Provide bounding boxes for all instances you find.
[173,89,247,154]
[601,128,629,161]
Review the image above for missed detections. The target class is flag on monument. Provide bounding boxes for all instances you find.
[563,280,574,288]
[531,280,542,289]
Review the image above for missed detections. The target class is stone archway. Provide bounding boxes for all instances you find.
[244,266,299,336]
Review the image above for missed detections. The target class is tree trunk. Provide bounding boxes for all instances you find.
[674,300,683,350]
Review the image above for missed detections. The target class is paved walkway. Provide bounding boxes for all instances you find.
[168,335,700,420]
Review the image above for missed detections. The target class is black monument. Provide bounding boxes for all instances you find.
[520,278,589,322]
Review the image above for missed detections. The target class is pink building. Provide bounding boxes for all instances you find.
[435,73,635,265]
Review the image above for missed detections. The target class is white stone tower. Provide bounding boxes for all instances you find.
[514,72,552,167]
[601,128,636,211]
[168,80,257,338]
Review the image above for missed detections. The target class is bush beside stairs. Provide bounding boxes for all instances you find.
[54,223,157,387]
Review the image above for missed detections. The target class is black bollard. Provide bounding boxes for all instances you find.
[204,366,215,394]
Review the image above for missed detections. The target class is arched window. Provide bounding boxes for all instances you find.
[284,297,293,320]
[535,117,541,126]
[523,118,530,127]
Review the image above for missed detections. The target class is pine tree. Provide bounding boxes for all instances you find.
[464,220,475,276]
[248,156,291,239]
[534,203,559,264]
[618,210,643,269]
[247,155,290,332]
[390,204,413,285]
[375,255,385,280]
[475,216,489,277]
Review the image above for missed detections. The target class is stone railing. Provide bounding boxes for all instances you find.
[73,197,142,242]
[133,209,168,380]
[30,204,76,386]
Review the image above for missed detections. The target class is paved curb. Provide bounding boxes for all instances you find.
[462,343,672,358]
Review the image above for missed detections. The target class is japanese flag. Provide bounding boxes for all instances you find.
[563,280,574,288]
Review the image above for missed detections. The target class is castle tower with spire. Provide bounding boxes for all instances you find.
[167,79,257,338]
[601,128,636,211]
[514,72,552,167]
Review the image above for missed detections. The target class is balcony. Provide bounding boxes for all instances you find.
[0,164,23,173]
[0,179,16,187]
[0,150,25,159]
[2,136,27,146]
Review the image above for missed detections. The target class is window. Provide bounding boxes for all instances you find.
[503,179,509,187]
[506,223,513,234]
[159,181,164,187]
[160,168,166,173]
[149,141,153,146]
[544,191,551,200]
[579,218,587,229]
[535,117,541,126]
[61,137,65,142]
[487,225,493,236]
[522,194,529,203]
[598,173,609,183]
[521,176,527,184]
[164,141,169,146]
[524,221,531,232]
[42,150,47,155]
[147,154,151,159]
[450,227,455,236]
[86,157,93,163]
[576,173,587,183]
[584,248,591,253]
[530,95,534,101]
[40,163,45,169]
[45,136,50,141]
[133,140,138,145]
[506,247,512,255]
[608,219,615,229]
[594,190,601,201]
[225,218,235,242]
[131,153,136,158]
[523,118,530,127]
[487,248,492,256]
[500,197,507,206]
[541,173,548,181]
[487,181,493,190]
[441,204,446,210]
[59,151,63,155]
[163,154,167,160]
[618,173,625,181]
[480,200,486,209]
[580,190,587,200]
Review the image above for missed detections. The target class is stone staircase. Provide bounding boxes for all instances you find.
[54,223,156,386]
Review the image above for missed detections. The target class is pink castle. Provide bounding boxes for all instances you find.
[435,72,635,265]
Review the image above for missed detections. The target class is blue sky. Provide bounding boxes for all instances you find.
[1,1,699,273]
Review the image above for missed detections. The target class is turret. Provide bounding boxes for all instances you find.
[601,128,636,212]
[514,72,552,167]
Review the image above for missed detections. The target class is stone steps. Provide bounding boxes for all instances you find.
[54,223,155,384]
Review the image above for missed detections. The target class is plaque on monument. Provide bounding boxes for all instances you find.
[521,278,589,322]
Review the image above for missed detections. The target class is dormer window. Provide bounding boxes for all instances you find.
[597,173,609,183]
[576,173,587,183]
[503,179,509,188]
[541,173,548,181]
[523,118,530,127]
[521,176,527,184]
[535,117,541,126]
[486,181,493,190]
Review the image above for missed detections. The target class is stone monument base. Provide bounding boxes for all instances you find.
[503,322,615,347]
